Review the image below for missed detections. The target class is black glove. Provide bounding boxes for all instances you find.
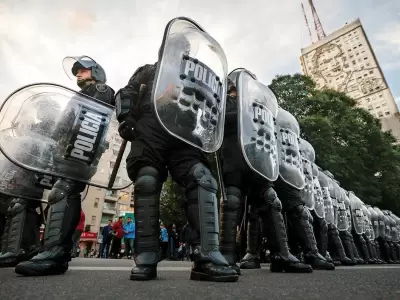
[118,115,136,141]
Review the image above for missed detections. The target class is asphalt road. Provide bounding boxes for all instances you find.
[0,258,399,300]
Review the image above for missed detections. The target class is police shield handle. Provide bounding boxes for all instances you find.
[107,84,147,189]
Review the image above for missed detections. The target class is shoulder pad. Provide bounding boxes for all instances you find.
[96,83,109,93]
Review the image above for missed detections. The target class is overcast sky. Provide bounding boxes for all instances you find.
[0,0,399,104]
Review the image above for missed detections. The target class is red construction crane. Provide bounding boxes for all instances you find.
[308,0,326,40]
[301,3,313,43]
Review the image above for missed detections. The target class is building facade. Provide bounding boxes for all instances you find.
[300,19,400,142]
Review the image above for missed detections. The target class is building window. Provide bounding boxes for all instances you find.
[364,57,368,60]
[364,74,367,77]
[368,105,373,110]
[361,50,365,53]
[378,112,383,117]
[359,44,362,47]
[352,60,356,65]
[369,70,374,74]
[376,105,381,109]
[385,111,390,115]
[382,103,387,106]
[379,94,383,98]
[366,98,370,102]
[91,216,96,225]
[356,52,359,56]
[110,161,115,169]
[366,63,370,67]
[94,198,100,208]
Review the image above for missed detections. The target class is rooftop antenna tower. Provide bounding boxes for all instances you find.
[301,3,313,43]
[308,0,326,40]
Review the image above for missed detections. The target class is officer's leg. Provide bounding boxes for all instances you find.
[170,149,237,282]
[274,179,334,270]
[257,186,312,273]
[129,166,164,280]
[356,233,374,264]
[350,233,365,264]
[0,198,41,268]
[339,230,358,264]
[219,153,247,275]
[15,178,84,276]
[328,225,355,266]
[240,202,262,269]
[312,211,328,259]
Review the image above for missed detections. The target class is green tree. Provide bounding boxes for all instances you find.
[269,74,400,214]
[160,176,186,227]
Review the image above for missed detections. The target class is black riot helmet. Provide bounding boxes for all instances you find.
[62,55,107,88]
[227,68,257,93]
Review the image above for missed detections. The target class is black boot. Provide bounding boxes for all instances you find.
[329,227,354,266]
[219,187,242,275]
[130,167,162,281]
[261,188,312,273]
[340,231,358,264]
[363,235,377,264]
[350,235,365,264]
[315,217,328,258]
[377,236,393,263]
[389,242,399,263]
[240,205,261,269]
[0,198,40,268]
[355,234,372,264]
[185,163,238,282]
[288,205,334,270]
[374,240,384,263]
[15,179,83,276]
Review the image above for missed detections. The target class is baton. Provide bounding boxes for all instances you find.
[107,84,147,189]
[215,151,228,203]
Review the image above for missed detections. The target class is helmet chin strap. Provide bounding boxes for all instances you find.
[77,78,96,89]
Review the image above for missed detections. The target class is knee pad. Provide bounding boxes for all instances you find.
[263,187,282,211]
[320,219,328,235]
[291,204,308,221]
[186,163,217,202]
[48,179,86,205]
[134,166,162,195]
[225,186,241,210]
[9,198,28,216]
[306,208,314,223]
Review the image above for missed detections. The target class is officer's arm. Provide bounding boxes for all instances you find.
[115,65,152,122]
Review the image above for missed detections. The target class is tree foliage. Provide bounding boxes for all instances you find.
[160,176,186,227]
[269,74,400,214]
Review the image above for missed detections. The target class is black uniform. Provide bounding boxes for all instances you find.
[220,95,312,274]
[15,82,114,276]
[117,64,238,282]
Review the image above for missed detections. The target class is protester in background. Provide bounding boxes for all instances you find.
[160,223,169,259]
[71,210,85,258]
[109,217,124,259]
[123,217,135,259]
[99,220,112,258]
[168,224,179,260]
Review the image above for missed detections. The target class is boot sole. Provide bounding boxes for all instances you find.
[130,274,157,281]
[190,271,239,282]
[15,264,68,277]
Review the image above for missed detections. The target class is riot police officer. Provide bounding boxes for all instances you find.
[115,18,238,282]
[15,56,115,276]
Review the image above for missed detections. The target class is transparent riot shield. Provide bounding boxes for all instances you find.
[237,69,279,181]
[382,211,393,241]
[317,170,334,224]
[337,187,350,231]
[348,192,365,235]
[153,17,228,153]
[387,214,398,242]
[362,205,374,241]
[276,108,305,189]
[369,206,380,238]
[312,163,324,218]
[374,208,386,238]
[299,138,315,210]
[0,83,132,190]
[0,150,50,201]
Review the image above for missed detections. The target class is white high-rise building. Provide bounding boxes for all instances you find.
[300,19,400,142]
